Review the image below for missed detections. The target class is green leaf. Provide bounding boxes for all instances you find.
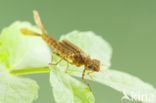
[0,71,39,103]
[0,22,44,103]
[64,68,156,103]
[90,69,156,103]
[0,21,51,71]
[54,31,156,103]
[50,66,94,103]
[0,62,6,72]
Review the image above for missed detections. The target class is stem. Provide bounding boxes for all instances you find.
[10,66,50,75]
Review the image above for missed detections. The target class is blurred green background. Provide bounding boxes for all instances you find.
[0,0,156,103]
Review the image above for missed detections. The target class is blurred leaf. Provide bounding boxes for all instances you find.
[0,21,51,70]
[50,66,94,103]
[91,69,156,103]
[54,31,156,103]
[0,62,6,72]
[0,22,46,103]
[67,68,156,103]
[0,71,39,103]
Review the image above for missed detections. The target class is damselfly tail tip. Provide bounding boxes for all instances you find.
[20,28,41,36]
[20,28,29,35]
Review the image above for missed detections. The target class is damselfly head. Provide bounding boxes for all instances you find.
[86,59,100,72]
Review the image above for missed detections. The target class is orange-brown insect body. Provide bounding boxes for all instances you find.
[21,11,100,90]
[42,33,100,72]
